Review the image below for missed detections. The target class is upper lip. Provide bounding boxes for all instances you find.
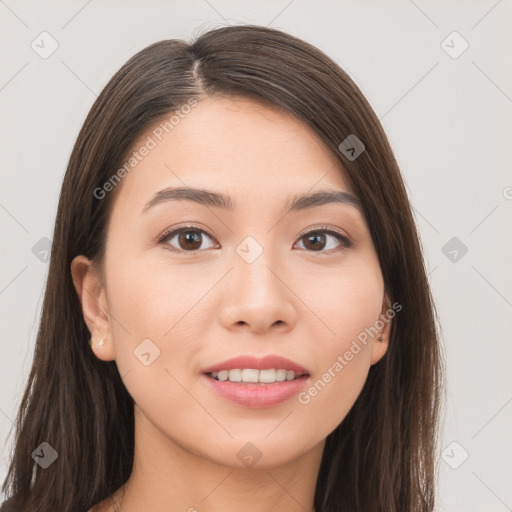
[202,354,309,375]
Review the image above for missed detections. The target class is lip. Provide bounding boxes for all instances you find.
[202,373,311,408]
[201,354,309,374]
[201,354,310,409]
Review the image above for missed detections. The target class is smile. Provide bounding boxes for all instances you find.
[207,368,307,383]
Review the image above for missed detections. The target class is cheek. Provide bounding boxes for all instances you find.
[291,255,383,433]
[296,351,371,441]
[293,252,384,345]
[105,255,206,440]
[105,243,214,339]
[104,248,211,397]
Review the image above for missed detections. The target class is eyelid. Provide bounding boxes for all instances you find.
[297,224,351,244]
[156,224,220,257]
[157,223,217,247]
[295,224,353,253]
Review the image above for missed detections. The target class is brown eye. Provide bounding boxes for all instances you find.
[159,227,216,252]
[177,230,203,250]
[302,232,328,251]
[296,229,352,253]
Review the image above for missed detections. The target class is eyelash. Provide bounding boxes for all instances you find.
[157,224,352,256]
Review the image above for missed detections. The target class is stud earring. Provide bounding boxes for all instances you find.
[377,334,384,342]
[89,335,106,347]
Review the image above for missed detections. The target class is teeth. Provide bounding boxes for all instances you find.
[209,368,305,383]
[241,368,259,383]
[227,369,241,382]
[218,370,229,381]
[258,369,275,383]
[276,369,287,381]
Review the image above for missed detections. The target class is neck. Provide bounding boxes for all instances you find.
[118,405,324,512]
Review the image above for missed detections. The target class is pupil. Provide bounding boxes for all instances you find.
[180,230,201,249]
[306,233,325,251]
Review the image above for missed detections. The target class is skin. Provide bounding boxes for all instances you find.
[71,96,391,512]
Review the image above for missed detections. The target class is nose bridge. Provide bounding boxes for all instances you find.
[233,234,282,297]
[219,233,296,332]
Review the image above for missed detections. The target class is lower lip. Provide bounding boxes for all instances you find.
[202,374,310,408]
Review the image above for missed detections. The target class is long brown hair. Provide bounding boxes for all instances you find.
[2,24,444,511]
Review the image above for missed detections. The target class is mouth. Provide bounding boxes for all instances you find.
[201,354,310,383]
[204,369,309,384]
[201,354,311,408]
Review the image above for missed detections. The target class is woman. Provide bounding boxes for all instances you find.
[1,24,444,511]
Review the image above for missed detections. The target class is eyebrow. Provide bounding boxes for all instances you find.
[140,186,362,215]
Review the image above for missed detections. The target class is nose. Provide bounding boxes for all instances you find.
[218,246,298,334]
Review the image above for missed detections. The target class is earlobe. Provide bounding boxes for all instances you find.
[370,294,393,365]
[71,255,116,361]
[370,336,389,365]
[89,331,116,361]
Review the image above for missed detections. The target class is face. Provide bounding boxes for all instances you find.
[72,95,390,469]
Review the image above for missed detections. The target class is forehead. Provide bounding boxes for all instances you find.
[110,96,356,214]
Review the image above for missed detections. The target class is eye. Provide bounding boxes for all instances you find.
[158,225,218,253]
[157,224,352,255]
[294,226,352,253]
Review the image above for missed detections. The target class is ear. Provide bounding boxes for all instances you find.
[70,255,116,361]
[370,293,393,365]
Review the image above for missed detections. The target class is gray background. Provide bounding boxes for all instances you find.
[1,1,511,510]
